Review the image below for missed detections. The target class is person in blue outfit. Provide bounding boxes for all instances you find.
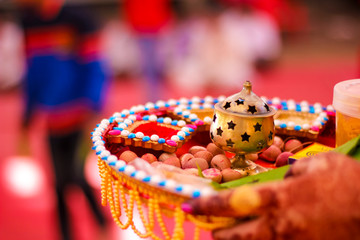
[16,0,109,239]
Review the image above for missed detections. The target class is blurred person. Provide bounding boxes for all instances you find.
[162,0,281,96]
[122,0,173,101]
[15,0,109,239]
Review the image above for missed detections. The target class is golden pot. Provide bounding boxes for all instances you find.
[210,81,276,170]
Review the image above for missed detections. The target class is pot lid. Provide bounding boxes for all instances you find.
[220,81,272,115]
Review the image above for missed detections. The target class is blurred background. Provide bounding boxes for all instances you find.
[0,0,359,239]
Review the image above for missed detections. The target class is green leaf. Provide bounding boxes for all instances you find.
[220,165,290,189]
[195,162,205,178]
[333,135,360,161]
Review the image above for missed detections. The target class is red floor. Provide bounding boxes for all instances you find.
[0,39,359,240]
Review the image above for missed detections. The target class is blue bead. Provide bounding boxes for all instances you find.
[109,116,115,123]
[131,171,137,177]
[267,100,272,104]
[184,115,189,118]
[283,106,288,110]
[119,166,126,172]
[121,113,126,117]
[192,191,201,198]
[281,101,287,106]
[128,133,136,139]
[191,119,196,122]
[175,186,183,192]
[186,106,191,110]
[323,117,329,121]
[143,115,150,121]
[96,124,100,127]
[157,118,164,123]
[214,99,219,103]
[91,146,96,150]
[158,138,166,144]
[199,106,204,109]
[159,181,166,187]
[143,136,150,142]
[188,100,192,104]
[294,125,301,131]
[96,151,101,155]
[101,156,108,160]
[154,105,160,109]
[129,111,135,114]
[321,121,325,126]
[178,136,185,140]
[185,132,190,136]
[165,103,170,107]
[143,176,151,182]
[145,107,149,111]
[200,99,205,103]
[171,120,178,126]
[296,105,301,112]
[176,112,182,115]
[176,101,180,105]
[108,161,116,166]
[113,127,123,131]
[188,128,194,132]
[280,123,287,128]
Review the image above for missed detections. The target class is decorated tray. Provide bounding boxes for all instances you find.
[91,83,335,240]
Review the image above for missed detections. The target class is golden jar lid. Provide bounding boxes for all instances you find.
[221,81,273,116]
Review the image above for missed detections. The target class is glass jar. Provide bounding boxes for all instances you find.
[333,79,360,147]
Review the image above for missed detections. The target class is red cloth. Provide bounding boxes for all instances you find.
[123,0,172,33]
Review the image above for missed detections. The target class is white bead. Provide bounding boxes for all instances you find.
[190,104,200,109]
[99,123,108,129]
[124,165,136,175]
[128,115,137,121]
[163,117,172,124]
[134,171,147,180]
[177,120,186,127]
[101,119,110,125]
[92,136,101,142]
[150,175,162,184]
[319,112,327,118]
[179,97,188,104]
[177,131,186,137]
[287,99,296,105]
[300,101,308,107]
[156,100,165,108]
[326,105,334,111]
[302,124,310,130]
[124,119,133,126]
[164,180,176,190]
[149,115,157,122]
[150,134,159,141]
[181,185,194,195]
[182,110,191,116]
[113,112,121,118]
[274,120,281,126]
[287,121,295,128]
[218,95,226,102]
[130,106,137,112]
[204,116,212,123]
[201,187,216,197]
[204,96,213,103]
[135,132,144,139]
[171,135,180,142]
[121,130,130,137]
[94,140,105,146]
[287,104,296,111]
[115,160,126,168]
[100,150,110,158]
[118,123,127,129]
[174,107,183,114]
[272,97,281,105]
[301,106,309,112]
[313,121,322,127]
[191,96,201,103]
[167,99,177,106]
[145,102,155,109]
[107,155,118,162]
[189,113,198,120]
[92,131,101,136]
[95,145,105,152]
[115,117,124,123]
[181,127,190,132]
[313,102,322,109]
[203,103,212,109]
[136,105,145,112]
[121,109,130,115]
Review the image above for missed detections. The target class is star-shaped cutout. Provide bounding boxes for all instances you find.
[227,121,236,130]
[213,114,217,122]
[241,132,250,142]
[216,127,223,136]
[226,139,235,147]
[223,101,231,110]
[235,98,245,105]
[210,131,214,139]
[247,105,257,114]
[253,122,262,132]
[268,131,273,140]
[264,103,270,112]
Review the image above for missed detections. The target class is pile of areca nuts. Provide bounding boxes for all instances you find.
[118,136,304,183]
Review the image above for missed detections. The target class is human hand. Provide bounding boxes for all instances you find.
[183,152,360,240]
